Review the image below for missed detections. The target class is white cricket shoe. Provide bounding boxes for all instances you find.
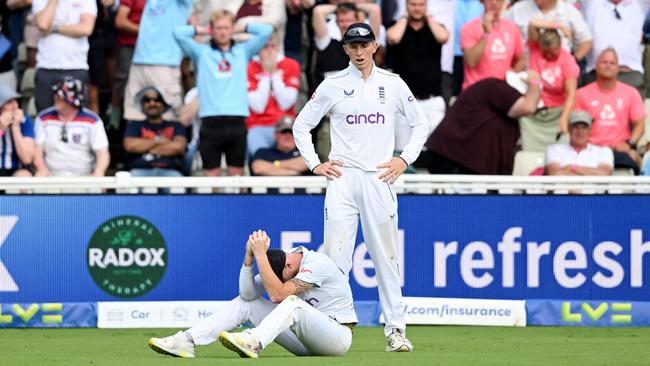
[386,329,414,352]
[148,331,195,358]
[218,330,261,358]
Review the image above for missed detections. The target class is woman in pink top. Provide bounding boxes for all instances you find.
[460,0,525,90]
[520,22,579,151]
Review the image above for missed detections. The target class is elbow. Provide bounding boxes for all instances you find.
[36,20,50,33]
[269,294,286,304]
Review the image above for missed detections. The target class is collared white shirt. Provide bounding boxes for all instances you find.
[289,246,358,324]
[546,142,614,169]
[293,63,430,172]
[582,0,650,73]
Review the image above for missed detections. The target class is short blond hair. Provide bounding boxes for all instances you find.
[210,9,235,25]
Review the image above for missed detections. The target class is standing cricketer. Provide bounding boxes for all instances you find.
[293,22,430,352]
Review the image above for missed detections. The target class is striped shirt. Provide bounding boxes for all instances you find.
[1,116,35,171]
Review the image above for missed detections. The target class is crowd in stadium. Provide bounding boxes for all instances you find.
[2,0,650,179]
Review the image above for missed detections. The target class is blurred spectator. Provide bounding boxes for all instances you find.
[0,2,15,90]
[122,0,193,121]
[461,0,525,90]
[390,0,455,100]
[191,0,287,51]
[452,0,483,95]
[582,0,649,97]
[111,0,145,129]
[251,116,308,175]
[284,0,304,62]
[34,77,110,176]
[504,0,592,63]
[312,3,360,87]
[0,86,35,177]
[174,10,272,177]
[123,86,187,177]
[179,87,201,175]
[33,0,97,112]
[520,27,579,151]
[247,33,301,157]
[19,2,40,69]
[545,110,613,176]
[644,9,650,97]
[387,0,449,146]
[87,0,118,114]
[421,73,541,174]
[575,48,646,173]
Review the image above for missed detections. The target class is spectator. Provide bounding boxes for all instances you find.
[582,0,649,97]
[33,0,97,112]
[0,86,35,177]
[87,0,118,114]
[251,116,308,176]
[504,0,592,63]
[452,0,484,95]
[16,1,40,69]
[247,33,301,157]
[312,3,361,87]
[421,73,541,174]
[575,48,645,173]
[520,27,579,151]
[111,0,145,129]
[123,86,187,177]
[391,0,456,100]
[387,0,449,145]
[34,77,110,176]
[190,0,287,51]
[174,10,272,177]
[545,110,614,176]
[461,0,525,90]
[1,2,16,90]
[179,87,201,175]
[122,0,193,122]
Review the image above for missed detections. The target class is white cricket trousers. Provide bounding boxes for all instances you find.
[186,295,352,356]
[324,167,405,336]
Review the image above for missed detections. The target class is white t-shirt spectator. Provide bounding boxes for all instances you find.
[32,0,97,69]
[35,107,109,176]
[546,143,614,169]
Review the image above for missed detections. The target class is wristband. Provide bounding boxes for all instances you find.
[273,160,281,167]
[570,164,577,173]
[529,78,541,86]
[52,24,60,33]
[398,156,409,166]
[261,72,272,78]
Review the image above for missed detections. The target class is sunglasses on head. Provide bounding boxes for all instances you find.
[142,96,163,104]
[346,27,371,38]
[60,124,68,143]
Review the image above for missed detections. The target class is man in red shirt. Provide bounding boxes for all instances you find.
[246,33,300,157]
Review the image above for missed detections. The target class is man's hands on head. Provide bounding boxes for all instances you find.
[249,230,271,257]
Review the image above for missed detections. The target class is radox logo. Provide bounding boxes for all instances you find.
[88,216,167,298]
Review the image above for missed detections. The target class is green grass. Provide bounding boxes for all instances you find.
[2,326,650,366]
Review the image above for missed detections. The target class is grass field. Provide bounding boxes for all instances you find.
[2,326,650,366]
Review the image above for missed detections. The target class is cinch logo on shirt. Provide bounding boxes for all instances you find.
[345,112,385,124]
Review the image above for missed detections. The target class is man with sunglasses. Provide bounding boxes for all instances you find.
[33,77,109,177]
[250,116,307,176]
[123,86,187,178]
[293,23,429,353]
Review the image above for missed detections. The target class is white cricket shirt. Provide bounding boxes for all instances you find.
[293,63,430,172]
[290,246,358,324]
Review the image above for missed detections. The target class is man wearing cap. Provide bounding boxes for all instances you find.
[293,22,429,352]
[123,87,187,177]
[250,116,307,176]
[0,86,35,177]
[545,110,614,176]
[148,229,357,358]
[33,77,110,177]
